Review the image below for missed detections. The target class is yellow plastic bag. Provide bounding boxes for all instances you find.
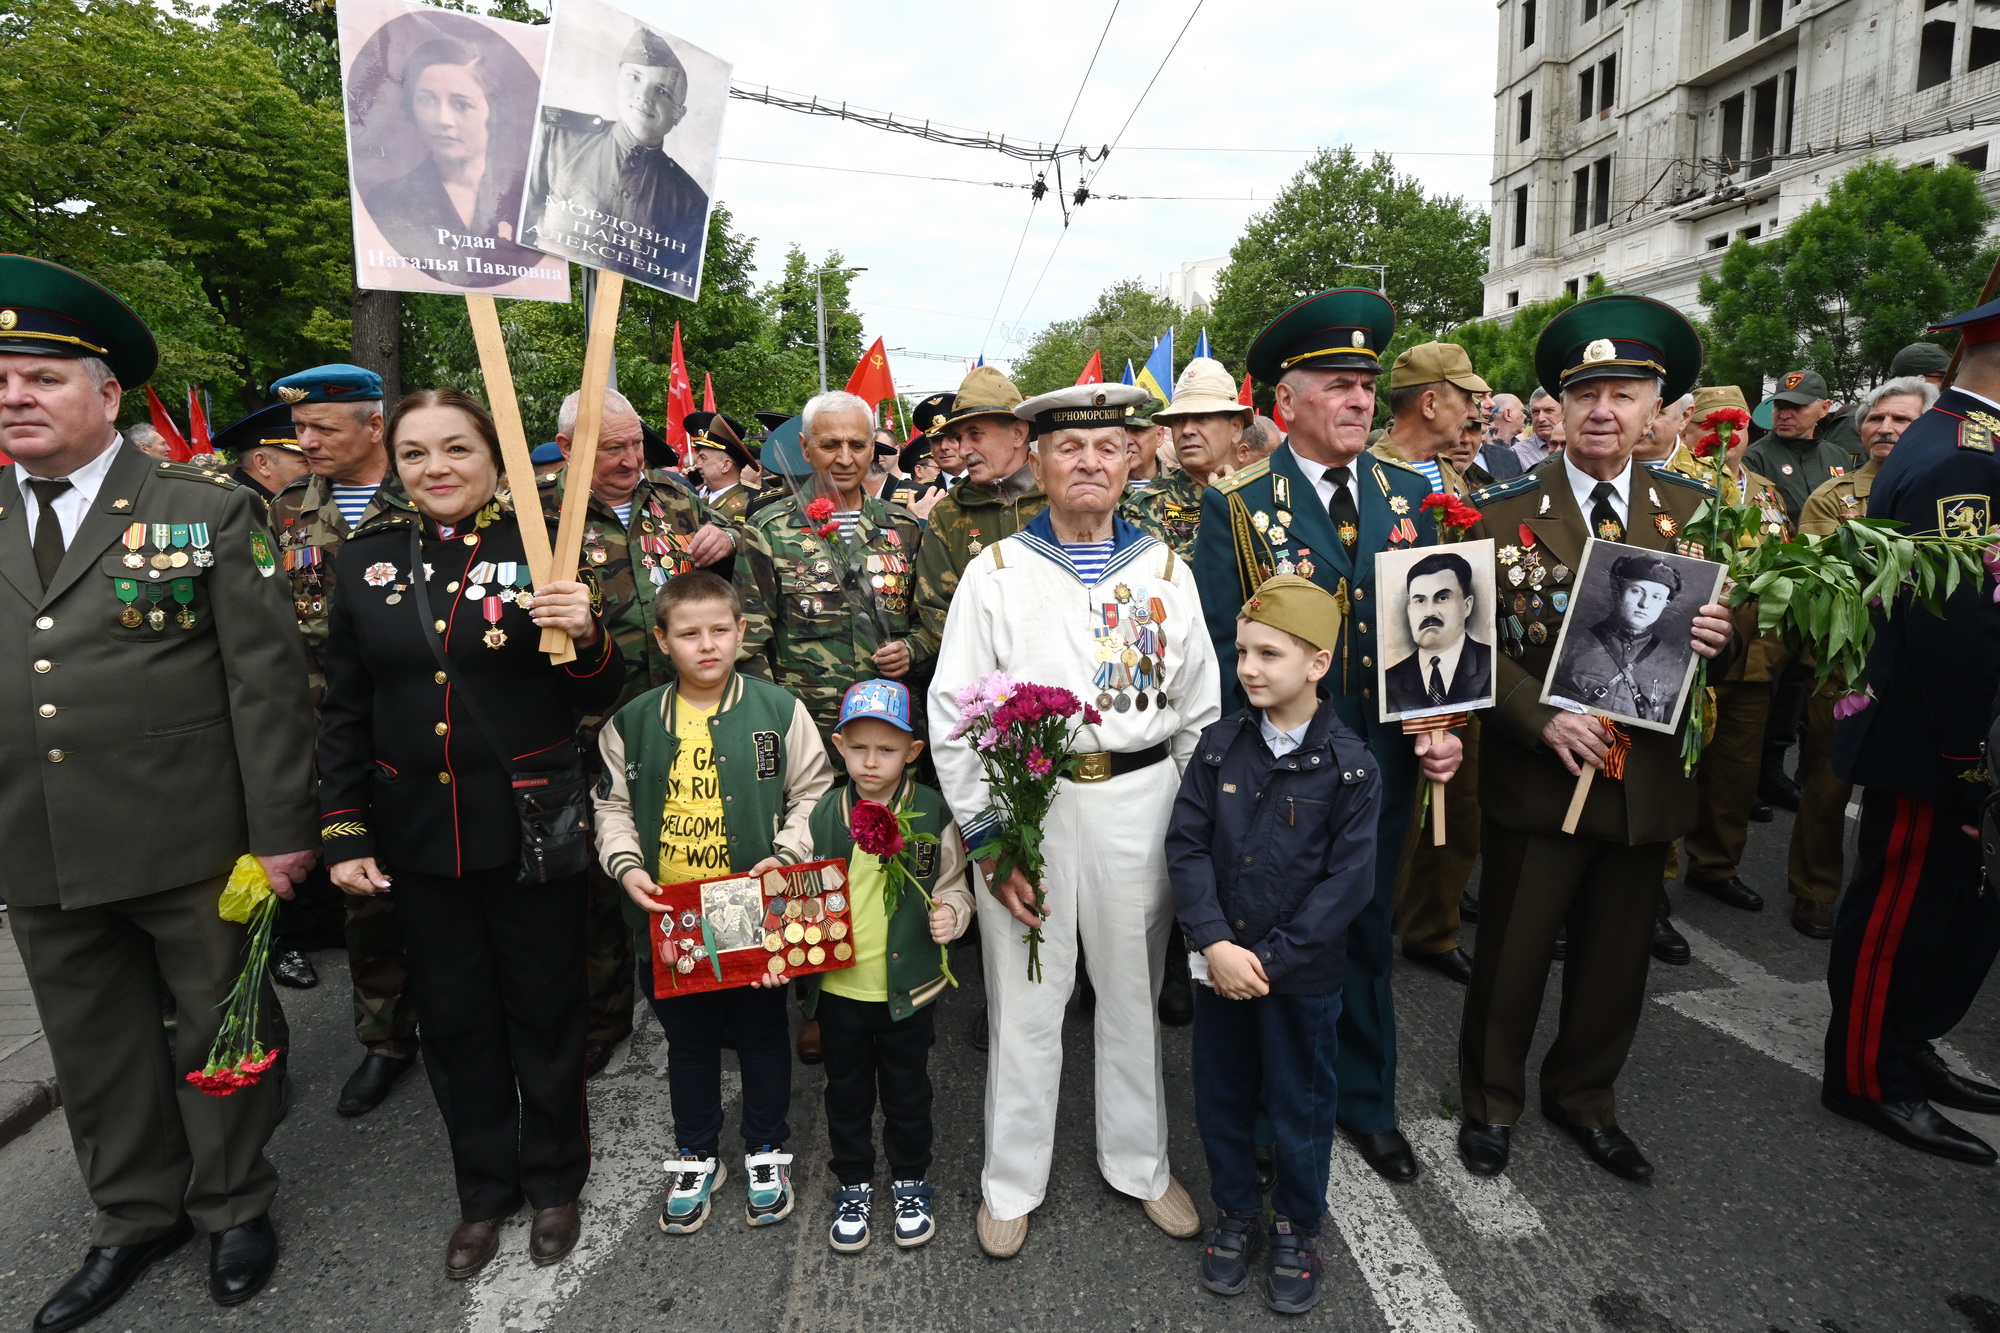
[217,854,273,924]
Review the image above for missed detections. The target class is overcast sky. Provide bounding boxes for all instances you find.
[647,0,1498,399]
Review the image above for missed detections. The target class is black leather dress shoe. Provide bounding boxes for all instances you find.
[1543,1111,1654,1181]
[270,949,318,989]
[1157,967,1195,1027]
[208,1215,277,1306]
[1758,772,1802,811]
[1790,897,1836,939]
[1402,946,1474,985]
[1457,1120,1511,1177]
[337,1051,415,1117]
[1909,1047,2000,1115]
[34,1217,193,1333]
[1687,876,1765,912]
[1458,891,1480,924]
[1651,915,1691,966]
[1748,802,1774,823]
[1821,1087,1996,1163]
[1550,925,1566,962]
[1348,1129,1419,1183]
[583,1039,613,1079]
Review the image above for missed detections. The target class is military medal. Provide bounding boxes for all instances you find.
[171,577,196,630]
[1337,521,1358,547]
[1653,513,1679,538]
[1509,565,1526,587]
[1552,591,1569,613]
[169,524,191,568]
[149,523,173,569]
[1597,518,1624,540]
[1253,511,1270,533]
[364,561,398,587]
[1268,525,1288,544]
[1498,545,1520,565]
[144,582,167,630]
[121,523,147,569]
[480,595,507,649]
[1553,564,1570,583]
[1296,559,1314,579]
[1528,622,1547,645]
[1388,496,1409,515]
[114,577,143,627]
[190,522,213,568]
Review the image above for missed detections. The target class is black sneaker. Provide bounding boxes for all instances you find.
[1263,1217,1322,1315]
[1199,1214,1260,1296]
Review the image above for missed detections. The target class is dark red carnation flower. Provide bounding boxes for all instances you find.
[849,799,905,857]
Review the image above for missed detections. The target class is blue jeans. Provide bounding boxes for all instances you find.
[1192,985,1342,1233]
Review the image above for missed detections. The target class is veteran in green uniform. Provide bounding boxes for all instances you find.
[214,404,309,506]
[687,409,759,522]
[0,256,316,1327]
[539,390,746,1071]
[1454,296,1735,1185]
[909,365,1047,662]
[1192,288,1464,1185]
[744,391,926,747]
[1124,358,1244,559]
[266,363,423,1116]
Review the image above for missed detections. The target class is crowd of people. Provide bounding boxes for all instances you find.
[3,252,1997,1329]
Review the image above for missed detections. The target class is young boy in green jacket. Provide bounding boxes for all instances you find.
[595,571,834,1235]
[803,679,972,1253]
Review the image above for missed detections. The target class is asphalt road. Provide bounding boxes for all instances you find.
[5,805,2000,1333]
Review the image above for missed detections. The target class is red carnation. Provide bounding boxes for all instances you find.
[1692,430,1723,459]
[806,497,834,522]
[849,799,905,857]
[1420,492,1452,513]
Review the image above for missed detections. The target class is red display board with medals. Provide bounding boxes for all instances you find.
[650,858,856,995]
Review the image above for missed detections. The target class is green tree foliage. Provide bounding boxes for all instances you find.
[1209,147,1488,383]
[1700,159,1995,401]
[1011,279,1185,397]
[1445,278,1611,399]
[0,0,353,417]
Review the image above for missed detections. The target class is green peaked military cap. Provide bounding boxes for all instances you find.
[0,254,158,387]
[212,403,303,456]
[1534,294,1702,403]
[1245,286,1397,385]
[682,410,756,467]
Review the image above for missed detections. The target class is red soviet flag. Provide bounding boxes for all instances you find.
[1076,349,1103,385]
[665,321,695,463]
[187,387,213,455]
[845,337,895,409]
[701,371,716,413]
[1238,373,1254,407]
[144,386,192,461]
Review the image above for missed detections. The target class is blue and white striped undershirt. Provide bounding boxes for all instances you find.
[330,483,379,528]
[1064,538,1117,585]
[834,510,861,542]
[1409,458,1445,494]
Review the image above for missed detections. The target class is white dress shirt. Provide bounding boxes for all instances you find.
[1259,711,1312,758]
[1292,452,1357,514]
[21,436,123,545]
[1417,635,1467,699]
[1562,453,1631,528]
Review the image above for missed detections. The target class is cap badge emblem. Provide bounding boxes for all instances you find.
[1092,390,1106,406]
[1584,338,1617,364]
[276,386,308,404]
[1784,372,1804,389]
[1351,330,1366,347]
[0,310,16,330]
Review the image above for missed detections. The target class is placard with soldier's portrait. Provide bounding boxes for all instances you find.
[1540,538,1725,734]
[519,0,729,300]
[338,0,571,300]
[1375,540,1500,723]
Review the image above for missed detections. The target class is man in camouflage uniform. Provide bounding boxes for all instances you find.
[265,364,418,1117]
[743,391,925,746]
[910,365,1046,663]
[1123,358,1244,560]
[540,390,745,1072]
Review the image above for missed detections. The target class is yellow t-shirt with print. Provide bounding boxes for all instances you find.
[657,699,729,884]
[821,850,889,1003]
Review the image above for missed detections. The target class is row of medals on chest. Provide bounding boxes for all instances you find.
[1095,581,1169,713]
[116,524,213,629]
[1498,543,1574,647]
[792,533,908,615]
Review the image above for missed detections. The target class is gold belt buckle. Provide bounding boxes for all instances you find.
[1073,751,1113,783]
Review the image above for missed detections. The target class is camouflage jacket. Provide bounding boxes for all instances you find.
[1119,469,1206,559]
[534,468,758,714]
[267,468,413,699]
[743,492,926,741]
[909,465,1046,660]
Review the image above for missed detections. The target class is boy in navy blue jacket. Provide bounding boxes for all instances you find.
[1166,575,1381,1316]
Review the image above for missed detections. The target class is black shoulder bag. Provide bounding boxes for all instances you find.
[408,524,593,884]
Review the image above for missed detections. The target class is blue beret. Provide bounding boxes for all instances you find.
[530,441,563,464]
[272,363,384,405]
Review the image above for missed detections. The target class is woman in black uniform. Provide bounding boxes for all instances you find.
[317,388,623,1278]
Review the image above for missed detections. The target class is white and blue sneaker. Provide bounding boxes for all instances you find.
[828,1183,872,1252]
[658,1153,725,1235]
[890,1180,936,1248]
[744,1146,795,1226]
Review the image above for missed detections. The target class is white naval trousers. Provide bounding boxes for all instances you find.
[977,759,1178,1220]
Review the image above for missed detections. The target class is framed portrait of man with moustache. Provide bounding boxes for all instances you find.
[1542,540,1724,733]
[1377,541,1498,722]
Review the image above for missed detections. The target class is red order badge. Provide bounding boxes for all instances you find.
[1519,522,1536,549]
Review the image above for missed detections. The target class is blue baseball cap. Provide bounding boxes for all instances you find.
[272,363,384,406]
[836,679,913,733]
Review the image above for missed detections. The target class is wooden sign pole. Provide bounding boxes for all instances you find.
[1402,712,1466,847]
[542,271,626,657]
[464,294,565,661]
[1561,765,1596,836]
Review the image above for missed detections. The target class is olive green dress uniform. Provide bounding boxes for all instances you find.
[268,462,421,1065]
[1787,458,1882,904]
[1459,297,1732,1133]
[743,491,927,748]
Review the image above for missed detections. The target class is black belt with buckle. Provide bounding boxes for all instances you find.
[1071,742,1170,783]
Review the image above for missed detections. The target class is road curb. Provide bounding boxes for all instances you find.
[0,1035,61,1151]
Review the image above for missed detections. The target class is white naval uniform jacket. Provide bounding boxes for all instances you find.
[927,513,1221,849]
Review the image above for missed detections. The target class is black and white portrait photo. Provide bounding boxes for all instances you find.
[1541,539,1725,733]
[521,0,729,299]
[1376,539,1499,723]
[338,0,570,301]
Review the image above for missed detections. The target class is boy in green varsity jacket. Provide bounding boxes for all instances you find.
[802,679,971,1254]
[595,571,834,1235]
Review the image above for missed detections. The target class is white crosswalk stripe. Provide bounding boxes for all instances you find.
[1324,1140,1483,1332]
[1403,1117,1547,1240]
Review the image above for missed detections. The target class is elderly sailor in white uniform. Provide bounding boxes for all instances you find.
[929,382,1221,1259]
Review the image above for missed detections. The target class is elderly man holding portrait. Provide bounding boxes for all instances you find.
[930,382,1219,1260]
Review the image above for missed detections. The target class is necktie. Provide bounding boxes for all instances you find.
[1428,656,1446,706]
[27,478,72,589]
[1326,465,1359,546]
[1589,481,1624,542]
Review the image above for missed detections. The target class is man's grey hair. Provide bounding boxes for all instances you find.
[1528,386,1553,406]
[1857,376,1940,423]
[79,356,116,390]
[801,390,873,440]
[1663,393,1693,415]
[124,422,163,448]
[557,387,638,439]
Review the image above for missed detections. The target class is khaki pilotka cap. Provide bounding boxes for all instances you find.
[1239,574,1343,653]
[1689,384,1748,426]
[1389,341,1492,393]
